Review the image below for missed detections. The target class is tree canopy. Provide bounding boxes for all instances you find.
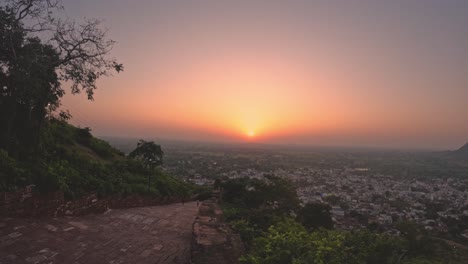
[296,202,334,231]
[129,140,164,169]
[0,0,122,158]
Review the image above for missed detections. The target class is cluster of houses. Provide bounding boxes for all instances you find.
[299,168,467,236]
[220,167,468,238]
[168,153,468,239]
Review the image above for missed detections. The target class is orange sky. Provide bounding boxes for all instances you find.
[61,0,468,150]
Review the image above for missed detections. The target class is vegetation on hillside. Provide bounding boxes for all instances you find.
[0,119,195,200]
[0,0,199,201]
[220,177,467,264]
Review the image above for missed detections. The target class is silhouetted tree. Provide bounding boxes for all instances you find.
[129,140,164,168]
[129,140,163,189]
[0,0,122,158]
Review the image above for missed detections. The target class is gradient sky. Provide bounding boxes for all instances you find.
[60,0,468,150]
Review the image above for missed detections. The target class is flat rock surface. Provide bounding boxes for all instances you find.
[0,202,198,264]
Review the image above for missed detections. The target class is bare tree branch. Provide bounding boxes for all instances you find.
[6,0,62,23]
[2,0,123,100]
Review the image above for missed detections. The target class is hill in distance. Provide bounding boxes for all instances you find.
[451,142,468,159]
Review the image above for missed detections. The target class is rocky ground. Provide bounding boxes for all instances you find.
[0,202,198,264]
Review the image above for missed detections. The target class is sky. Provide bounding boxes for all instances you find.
[60,0,468,150]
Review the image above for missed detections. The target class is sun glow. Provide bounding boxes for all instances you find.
[247,130,256,138]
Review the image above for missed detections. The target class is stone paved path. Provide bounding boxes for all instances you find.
[0,202,198,264]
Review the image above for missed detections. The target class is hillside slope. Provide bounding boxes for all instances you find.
[452,143,468,159]
[0,119,194,199]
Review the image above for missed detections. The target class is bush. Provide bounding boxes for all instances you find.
[88,138,115,158]
[296,203,334,231]
[241,220,406,264]
[0,149,28,192]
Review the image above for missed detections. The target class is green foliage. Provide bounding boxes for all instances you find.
[74,127,116,158]
[402,258,443,264]
[128,140,165,191]
[238,215,460,264]
[192,185,213,200]
[221,175,300,213]
[90,138,117,158]
[241,220,420,264]
[221,176,301,247]
[240,218,312,264]
[230,219,262,246]
[0,120,193,200]
[220,177,462,263]
[0,0,122,159]
[296,203,334,231]
[0,0,196,208]
[129,140,164,168]
[0,149,28,191]
[342,230,405,264]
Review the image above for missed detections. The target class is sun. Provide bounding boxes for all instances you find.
[247,131,256,138]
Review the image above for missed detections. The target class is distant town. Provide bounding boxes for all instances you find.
[157,141,468,242]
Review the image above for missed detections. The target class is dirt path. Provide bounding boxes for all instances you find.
[438,238,468,251]
[0,202,199,264]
